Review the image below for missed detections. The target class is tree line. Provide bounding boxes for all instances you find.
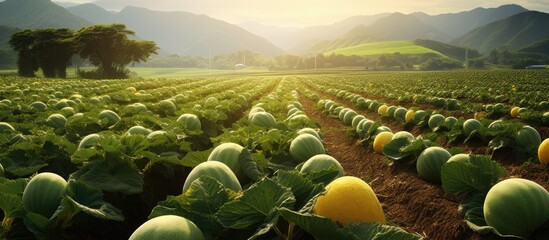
[9,24,158,79]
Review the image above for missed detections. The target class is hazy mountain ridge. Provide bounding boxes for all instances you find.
[65,4,284,56]
[452,11,549,53]
[0,0,90,29]
[412,4,528,38]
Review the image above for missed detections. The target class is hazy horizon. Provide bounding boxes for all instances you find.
[50,0,549,27]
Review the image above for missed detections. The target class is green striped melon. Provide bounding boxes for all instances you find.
[129,215,205,240]
[428,114,445,130]
[416,147,452,183]
[297,128,322,141]
[207,143,246,182]
[98,110,121,127]
[46,114,67,129]
[351,115,366,129]
[342,110,357,126]
[127,126,153,136]
[250,112,277,128]
[514,126,541,154]
[393,107,408,122]
[78,134,102,148]
[177,114,202,131]
[22,172,67,218]
[290,134,326,163]
[182,161,241,193]
[463,119,481,136]
[484,178,549,238]
[0,122,15,132]
[29,101,47,111]
[300,154,344,178]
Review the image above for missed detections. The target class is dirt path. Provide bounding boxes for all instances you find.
[300,94,477,240]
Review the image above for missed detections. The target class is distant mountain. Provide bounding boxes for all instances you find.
[0,0,90,29]
[239,14,390,52]
[412,4,528,38]
[66,3,118,23]
[67,5,284,56]
[452,11,549,53]
[308,13,449,54]
[238,21,300,51]
[53,1,80,8]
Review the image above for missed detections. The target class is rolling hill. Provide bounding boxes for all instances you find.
[452,11,549,53]
[324,41,443,57]
[324,39,479,63]
[66,4,284,56]
[517,38,549,55]
[306,13,449,54]
[0,0,90,29]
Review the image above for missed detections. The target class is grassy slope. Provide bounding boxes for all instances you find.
[324,40,443,57]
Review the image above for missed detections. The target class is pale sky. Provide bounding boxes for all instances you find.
[60,0,549,27]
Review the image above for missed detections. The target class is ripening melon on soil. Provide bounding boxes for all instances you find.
[514,126,541,152]
[177,113,202,131]
[249,111,277,128]
[373,131,393,153]
[351,115,366,129]
[78,133,102,148]
[289,133,326,163]
[343,110,357,126]
[393,107,407,122]
[428,114,445,130]
[539,138,549,165]
[300,154,344,178]
[297,128,322,141]
[127,126,153,136]
[129,215,205,240]
[46,114,67,129]
[405,109,414,122]
[182,161,241,193]
[377,105,388,115]
[484,178,549,238]
[416,147,452,183]
[98,110,121,127]
[510,106,520,118]
[22,172,67,218]
[207,143,247,181]
[313,176,385,225]
[29,101,47,111]
[0,122,16,132]
[463,119,481,136]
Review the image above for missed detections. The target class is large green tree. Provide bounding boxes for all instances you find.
[74,24,158,79]
[9,29,76,78]
[9,30,39,77]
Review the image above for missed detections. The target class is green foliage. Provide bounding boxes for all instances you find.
[9,29,76,78]
[74,24,158,79]
[441,155,505,196]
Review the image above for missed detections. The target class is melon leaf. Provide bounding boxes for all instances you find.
[441,155,505,196]
[149,176,233,240]
[216,179,295,238]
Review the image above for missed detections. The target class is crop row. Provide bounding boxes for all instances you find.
[301,84,548,239]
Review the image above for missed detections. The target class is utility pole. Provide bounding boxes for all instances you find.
[314,39,317,71]
[464,48,468,68]
[209,49,212,76]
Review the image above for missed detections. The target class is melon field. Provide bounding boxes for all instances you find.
[0,70,548,240]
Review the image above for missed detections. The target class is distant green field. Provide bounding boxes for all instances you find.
[325,41,444,56]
